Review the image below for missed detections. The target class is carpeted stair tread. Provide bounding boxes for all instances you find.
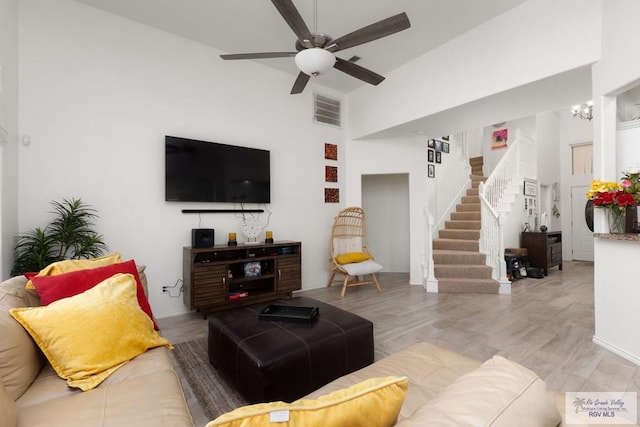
[433,250,486,264]
[437,278,500,293]
[451,211,480,221]
[434,264,493,278]
[461,195,480,204]
[439,229,481,240]
[456,203,481,212]
[432,238,479,251]
[444,220,481,230]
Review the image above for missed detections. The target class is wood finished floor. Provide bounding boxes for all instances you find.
[157,261,640,426]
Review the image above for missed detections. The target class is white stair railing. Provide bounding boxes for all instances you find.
[478,129,535,294]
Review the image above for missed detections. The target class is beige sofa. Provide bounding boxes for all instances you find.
[303,342,638,427]
[0,274,194,427]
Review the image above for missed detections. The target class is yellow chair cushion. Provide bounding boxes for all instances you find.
[25,252,122,289]
[335,252,372,265]
[206,376,408,427]
[10,273,172,391]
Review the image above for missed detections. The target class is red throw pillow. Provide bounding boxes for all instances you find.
[30,260,158,330]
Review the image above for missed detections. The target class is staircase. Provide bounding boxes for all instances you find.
[432,156,500,293]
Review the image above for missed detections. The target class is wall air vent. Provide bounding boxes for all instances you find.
[313,92,342,128]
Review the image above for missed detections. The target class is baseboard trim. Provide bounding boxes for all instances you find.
[593,335,640,366]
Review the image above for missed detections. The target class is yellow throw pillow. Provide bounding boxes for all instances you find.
[206,376,408,427]
[10,273,172,391]
[335,252,373,265]
[25,252,122,289]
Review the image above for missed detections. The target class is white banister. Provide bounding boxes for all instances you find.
[478,128,535,294]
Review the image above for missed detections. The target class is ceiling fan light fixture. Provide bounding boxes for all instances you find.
[294,48,335,77]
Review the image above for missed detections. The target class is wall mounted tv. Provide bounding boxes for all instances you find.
[165,136,270,203]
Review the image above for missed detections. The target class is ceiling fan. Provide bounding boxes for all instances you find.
[220,0,411,94]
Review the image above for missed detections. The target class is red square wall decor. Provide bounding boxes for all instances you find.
[324,188,339,203]
[324,143,338,160]
[325,166,338,182]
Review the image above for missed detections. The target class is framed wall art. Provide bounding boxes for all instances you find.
[523,179,537,196]
[324,143,338,160]
[324,188,339,203]
[427,149,434,163]
[325,166,338,182]
[442,141,449,153]
[491,128,508,150]
[435,151,442,164]
[428,164,435,178]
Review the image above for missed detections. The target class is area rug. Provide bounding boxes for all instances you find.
[172,337,247,421]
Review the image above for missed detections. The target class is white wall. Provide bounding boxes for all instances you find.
[17,0,347,317]
[591,0,640,365]
[345,137,426,285]
[0,0,19,278]
[535,111,561,232]
[347,0,601,140]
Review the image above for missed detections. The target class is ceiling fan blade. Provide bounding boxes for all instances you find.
[271,0,313,46]
[334,57,385,86]
[220,52,296,60]
[290,72,310,94]
[326,12,411,53]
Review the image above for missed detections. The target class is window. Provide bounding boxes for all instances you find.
[572,143,593,175]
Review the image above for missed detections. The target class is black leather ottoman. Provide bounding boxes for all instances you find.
[208,296,374,404]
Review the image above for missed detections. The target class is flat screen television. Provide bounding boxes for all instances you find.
[165,136,270,203]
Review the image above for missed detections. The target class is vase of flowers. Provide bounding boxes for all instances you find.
[587,168,640,234]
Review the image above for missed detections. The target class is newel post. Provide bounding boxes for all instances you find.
[497,211,511,294]
[422,208,438,293]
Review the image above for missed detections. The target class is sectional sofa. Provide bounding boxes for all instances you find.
[0,268,193,427]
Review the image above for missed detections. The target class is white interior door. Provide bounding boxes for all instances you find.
[571,186,594,261]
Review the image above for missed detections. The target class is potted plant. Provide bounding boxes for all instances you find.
[11,198,108,275]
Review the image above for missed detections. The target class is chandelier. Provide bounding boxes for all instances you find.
[571,101,593,121]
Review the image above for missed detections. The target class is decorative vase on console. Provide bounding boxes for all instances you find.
[240,216,262,243]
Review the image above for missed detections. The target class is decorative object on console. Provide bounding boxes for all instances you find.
[227,232,237,246]
[240,216,262,243]
[265,230,273,244]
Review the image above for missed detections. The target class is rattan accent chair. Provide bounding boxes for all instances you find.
[327,206,383,297]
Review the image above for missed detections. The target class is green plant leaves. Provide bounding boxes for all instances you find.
[11,198,108,275]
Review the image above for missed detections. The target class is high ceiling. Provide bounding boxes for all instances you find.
[73,0,527,94]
